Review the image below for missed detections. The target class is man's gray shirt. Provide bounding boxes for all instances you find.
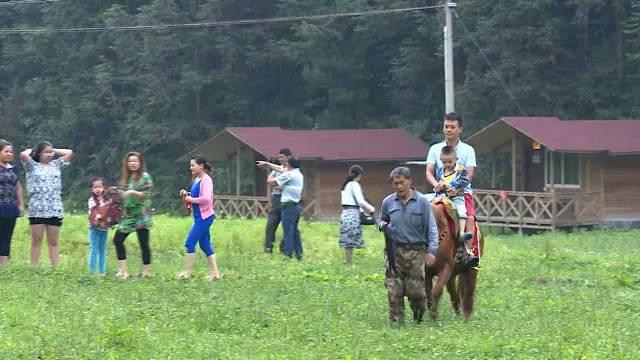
[379,190,439,255]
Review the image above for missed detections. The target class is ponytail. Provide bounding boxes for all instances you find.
[340,164,364,190]
[191,155,212,176]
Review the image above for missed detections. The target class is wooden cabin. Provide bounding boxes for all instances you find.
[181,127,428,220]
[467,117,640,230]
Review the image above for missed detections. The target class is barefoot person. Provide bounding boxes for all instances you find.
[20,141,73,267]
[177,155,221,281]
[0,139,25,267]
[110,152,153,279]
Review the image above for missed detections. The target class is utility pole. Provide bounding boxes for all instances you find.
[444,2,456,114]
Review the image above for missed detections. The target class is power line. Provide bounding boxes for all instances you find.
[0,0,58,6]
[453,9,528,116]
[0,5,445,34]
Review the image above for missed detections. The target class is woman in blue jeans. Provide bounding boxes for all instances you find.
[258,156,304,260]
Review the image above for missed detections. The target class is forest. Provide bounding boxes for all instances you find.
[0,0,637,211]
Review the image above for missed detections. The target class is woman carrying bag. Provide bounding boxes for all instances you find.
[339,165,375,266]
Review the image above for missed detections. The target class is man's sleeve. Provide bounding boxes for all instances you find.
[275,172,291,187]
[465,146,477,168]
[426,146,437,164]
[378,197,390,230]
[425,199,439,255]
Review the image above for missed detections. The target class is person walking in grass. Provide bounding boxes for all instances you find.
[177,155,221,281]
[110,152,153,279]
[379,167,438,324]
[257,155,304,260]
[0,139,25,268]
[20,141,73,267]
[339,165,375,266]
[87,177,112,275]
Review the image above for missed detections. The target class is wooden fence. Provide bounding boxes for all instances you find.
[473,190,602,230]
[214,195,317,219]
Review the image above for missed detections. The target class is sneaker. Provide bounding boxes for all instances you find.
[462,256,480,268]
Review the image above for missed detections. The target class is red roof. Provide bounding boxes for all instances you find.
[224,127,427,161]
[480,117,640,155]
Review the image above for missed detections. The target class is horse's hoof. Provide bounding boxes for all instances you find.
[429,311,438,321]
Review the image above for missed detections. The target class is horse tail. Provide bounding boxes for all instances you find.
[459,268,479,321]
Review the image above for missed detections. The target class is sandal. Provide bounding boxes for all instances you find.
[204,273,221,281]
[176,271,193,280]
[115,271,130,280]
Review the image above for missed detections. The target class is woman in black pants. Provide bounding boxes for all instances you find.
[0,139,25,267]
[109,152,153,279]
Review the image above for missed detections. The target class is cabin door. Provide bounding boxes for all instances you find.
[524,147,545,192]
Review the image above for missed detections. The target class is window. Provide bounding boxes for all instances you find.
[545,151,581,188]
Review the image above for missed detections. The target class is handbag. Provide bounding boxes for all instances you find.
[89,198,121,229]
[350,182,376,226]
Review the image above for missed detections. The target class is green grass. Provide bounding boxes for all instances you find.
[0,216,639,359]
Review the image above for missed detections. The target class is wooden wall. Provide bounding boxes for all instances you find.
[307,161,426,220]
[576,154,640,221]
[602,155,640,221]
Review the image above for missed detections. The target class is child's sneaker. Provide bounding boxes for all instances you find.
[462,256,480,268]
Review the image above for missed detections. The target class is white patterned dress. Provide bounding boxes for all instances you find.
[22,157,69,219]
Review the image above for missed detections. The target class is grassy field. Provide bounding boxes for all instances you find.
[0,215,638,359]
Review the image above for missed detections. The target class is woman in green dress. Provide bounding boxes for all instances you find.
[110,152,153,279]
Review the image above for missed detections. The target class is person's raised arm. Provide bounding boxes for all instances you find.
[20,149,32,163]
[256,161,284,172]
[54,148,73,161]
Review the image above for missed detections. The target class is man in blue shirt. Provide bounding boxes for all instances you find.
[379,167,438,324]
[426,112,479,267]
[262,148,292,253]
[259,156,304,260]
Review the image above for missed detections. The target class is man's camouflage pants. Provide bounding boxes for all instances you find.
[384,244,427,323]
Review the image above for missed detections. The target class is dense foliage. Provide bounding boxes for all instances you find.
[0,1,637,211]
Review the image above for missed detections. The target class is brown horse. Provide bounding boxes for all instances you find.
[426,200,484,320]
[446,223,484,320]
[425,202,457,320]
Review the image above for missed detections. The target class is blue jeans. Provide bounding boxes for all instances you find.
[185,214,215,256]
[88,228,108,273]
[281,203,302,260]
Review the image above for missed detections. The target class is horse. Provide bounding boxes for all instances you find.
[446,223,484,320]
[426,198,484,321]
[425,200,458,320]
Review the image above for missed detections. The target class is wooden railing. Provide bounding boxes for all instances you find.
[473,190,602,230]
[215,195,270,219]
[214,195,317,219]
